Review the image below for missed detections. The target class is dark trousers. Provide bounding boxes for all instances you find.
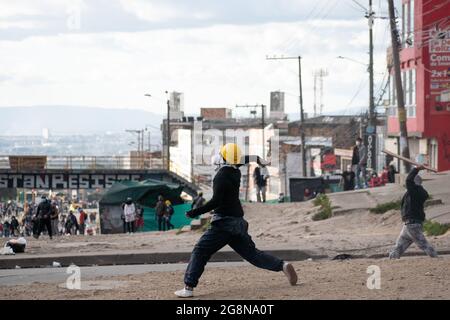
[184,217,284,288]
[165,216,174,230]
[37,218,52,238]
[158,216,166,231]
[125,221,135,233]
[79,223,85,235]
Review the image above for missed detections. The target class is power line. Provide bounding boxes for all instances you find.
[351,0,368,12]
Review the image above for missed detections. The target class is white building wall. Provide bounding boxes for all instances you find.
[170,129,192,182]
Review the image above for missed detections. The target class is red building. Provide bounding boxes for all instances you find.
[385,0,450,172]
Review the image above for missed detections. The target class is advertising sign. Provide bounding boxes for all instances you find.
[428,20,450,114]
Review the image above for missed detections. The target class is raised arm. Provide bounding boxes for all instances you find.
[405,167,420,192]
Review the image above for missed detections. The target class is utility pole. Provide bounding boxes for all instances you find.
[368,0,375,123]
[235,104,267,157]
[367,0,377,172]
[267,55,307,177]
[388,0,411,173]
[166,91,171,171]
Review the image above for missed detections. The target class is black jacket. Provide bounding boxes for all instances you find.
[191,165,244,218]
[36,200,52,219]
[401,168,429,222]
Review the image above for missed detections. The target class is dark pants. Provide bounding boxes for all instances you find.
[184,217,284,288]
[125,221,135,233]
[79,223,85,235]
[158,216,166,231]
[37,218,52,239]
[165,216,174,230]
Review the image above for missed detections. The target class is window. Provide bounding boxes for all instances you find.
[411,68,416,105]
[407,105,416,118]
[402,3,408,46]
[409,0,415,46]
[388,106,398,117]
[405,70,411,105]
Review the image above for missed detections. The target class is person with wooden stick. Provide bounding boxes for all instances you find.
[389,165,438,259]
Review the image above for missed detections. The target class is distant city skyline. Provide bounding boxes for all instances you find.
[0,0,397,116]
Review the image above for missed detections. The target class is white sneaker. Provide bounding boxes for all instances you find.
[283,262,298,286]
[175,288,194,298]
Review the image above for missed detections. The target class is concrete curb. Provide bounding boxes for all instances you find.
[2,247,450,270]
[0,250,328,270]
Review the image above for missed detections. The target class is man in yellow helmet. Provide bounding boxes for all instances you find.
[175,143,298,298]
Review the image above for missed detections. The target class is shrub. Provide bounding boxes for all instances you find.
[423,220,450,236]
[312,194,333,221]
[370,200,402,214]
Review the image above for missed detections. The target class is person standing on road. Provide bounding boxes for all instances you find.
[10,216,19,237]
[34,195,53,240]
[340,165,355,191]
[354,137,368,189]
[164,200,175,230]
[389,165,438,259]
[50,201,59,236]
[175,143,298,298]
[123,197,136,234]
[253,164,269,202]
[135,206,144,232]
[155,195,166,231]
[66,211,79,235]
[78,209,88,235]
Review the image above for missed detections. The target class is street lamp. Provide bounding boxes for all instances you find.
[145,92,171,171]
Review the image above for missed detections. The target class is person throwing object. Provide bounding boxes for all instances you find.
[389,165,438,259]
[175,143,298,298]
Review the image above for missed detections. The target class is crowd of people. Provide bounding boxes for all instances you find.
[1,196,99,239]
[342,137,397,191]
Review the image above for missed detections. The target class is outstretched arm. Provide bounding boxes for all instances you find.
[240,155,270,166]
[188,176,227,218]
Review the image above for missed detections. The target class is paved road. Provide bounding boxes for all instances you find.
[0,262,249,286]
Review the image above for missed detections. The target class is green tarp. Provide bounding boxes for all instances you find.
[99,179,187,234]
[99,179,183,207]
[142,203,197,232]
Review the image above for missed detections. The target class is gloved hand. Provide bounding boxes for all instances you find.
[185,210,196,219]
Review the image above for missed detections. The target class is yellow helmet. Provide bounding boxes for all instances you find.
[165,200,171,206]
[220,143,242,165]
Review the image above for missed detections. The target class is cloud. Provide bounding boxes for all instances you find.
[0,15,391,116]
[0,0,391,41]
[118,0,212,22]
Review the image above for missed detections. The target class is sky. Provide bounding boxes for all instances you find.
[0,0,399,117]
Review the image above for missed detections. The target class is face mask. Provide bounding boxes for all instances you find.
[211,154,225,170]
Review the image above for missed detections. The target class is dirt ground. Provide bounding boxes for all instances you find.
[2,256,449,300]
[13,201,450,258]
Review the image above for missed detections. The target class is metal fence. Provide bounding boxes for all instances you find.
[0,155,164,171]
